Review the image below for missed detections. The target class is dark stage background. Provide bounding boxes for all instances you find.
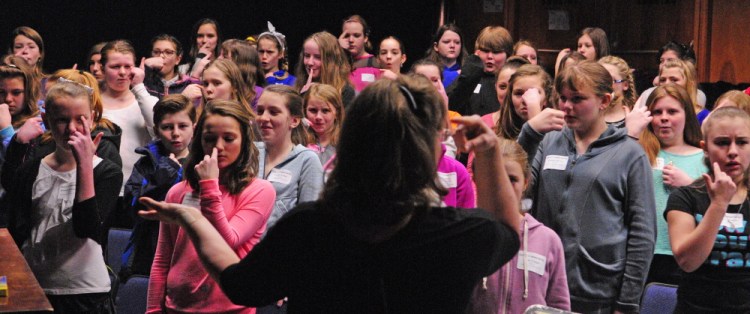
[0,1,442,74]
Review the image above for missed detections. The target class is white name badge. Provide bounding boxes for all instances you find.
[516,251,546,276]
[543,155,569,171]
[268,169,293,185]
[182,193,201,209]
[721,213,744,229]
[473,84,482,94]
[361,73,375,82]
[654,157,665,170]
[438,172,458,189]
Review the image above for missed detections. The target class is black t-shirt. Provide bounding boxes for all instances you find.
[666,186,750,312]
[219,202,519,313]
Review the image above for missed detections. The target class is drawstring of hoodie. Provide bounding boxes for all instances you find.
[522,216,529,300]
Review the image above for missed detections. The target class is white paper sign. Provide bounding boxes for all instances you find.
[721,213,744,229]
[543,155,569,171]
[182,193,201,209]
[516,251,546,276]
[361,73,375,82]
[438,172,458,188]
[654,157,665,170]
[268,169,293,185]
[473,84,482,94]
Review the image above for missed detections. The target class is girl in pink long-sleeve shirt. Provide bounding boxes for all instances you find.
[147,100,275,314]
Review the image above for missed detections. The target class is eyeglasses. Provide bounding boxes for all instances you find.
[152,50,176,57]
[613,79,625,84]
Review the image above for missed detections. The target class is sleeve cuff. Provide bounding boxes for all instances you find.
[199,179,222,201]
[131,83,148,95]
[0,125,15,140]
[614,300,639,313]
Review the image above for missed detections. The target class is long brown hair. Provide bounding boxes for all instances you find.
[497,64,552,139]
[638,85,702,165]
[304,83,344,147]
[9,26,46,81]
[322,74,445,230]
[221,39,265,99]
[294,32,351,94]
[41,70,117,143]
[0,57,40,129]
[262,85,308,146]
[202,59,256,118]
[424,23,468,68]
[185,100,258,195]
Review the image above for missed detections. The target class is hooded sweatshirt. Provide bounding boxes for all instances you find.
[257,142,324,230]
[121,140,184,277]
[437,144,475,208]
[522,123,656,313]
[468,214,570,313]
[446,55,500,117]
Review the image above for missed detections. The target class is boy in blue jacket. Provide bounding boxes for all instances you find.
[120,94,195,278]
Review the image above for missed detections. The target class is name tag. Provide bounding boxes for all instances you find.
[473,84,482,94]
[654,157,665,170]
[543,155,568,171]
[182,193,200,209]
[268,169,293,185]
[438,172,458,188]
[361,73,375,82]
[721,213,744,229]
[516,251,546,276]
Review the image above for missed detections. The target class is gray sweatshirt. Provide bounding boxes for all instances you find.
[521,123,656,313]
[257,142,324,230]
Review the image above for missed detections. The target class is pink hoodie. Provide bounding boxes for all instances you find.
[438,145,475,208]
[468,214,570,313]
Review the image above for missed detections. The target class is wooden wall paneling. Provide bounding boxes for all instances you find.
[708,0,750,84]
[694,0,712,82]
[446,0,507,50]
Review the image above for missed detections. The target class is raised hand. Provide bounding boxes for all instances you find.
[522,87,543,117]
[703,162,736,209]
[182,84,204,101]
[625,105,652,139]
[67,115,102,165]
[195,147,220,180]
[451,115,498,153]
[527,108,565,134]
[15,116,45,144]
[198,42,213,57]
[300,67,315,94]
[144,56,165,70]
[554,48,571,76]
[0,104,11,129]
[168,153,180,165]
[379,69,399,80]
[131,57,147,86]
[191,51,212,79]
[139,196,202,226]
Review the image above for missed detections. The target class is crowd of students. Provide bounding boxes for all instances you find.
[1,14,750,314]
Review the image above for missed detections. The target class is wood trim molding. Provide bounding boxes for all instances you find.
[693,0,712,81]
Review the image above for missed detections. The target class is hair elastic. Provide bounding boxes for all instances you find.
[398,85,418,112]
